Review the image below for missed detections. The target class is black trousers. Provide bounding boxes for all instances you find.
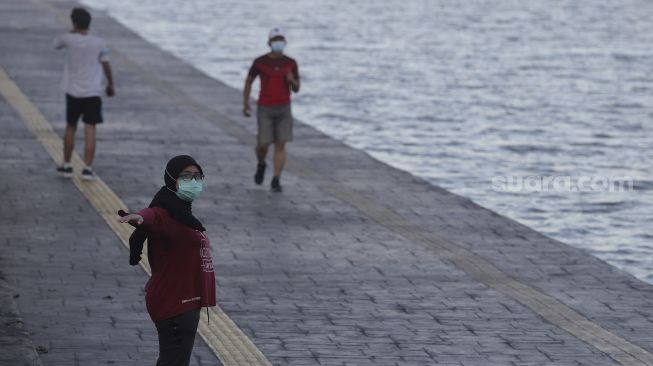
[155,308,200,366]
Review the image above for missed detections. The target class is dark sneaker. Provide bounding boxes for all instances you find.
[271,176,282,192]
[56,165,73,178]
[81,167,96,181]
[254,162,266,185]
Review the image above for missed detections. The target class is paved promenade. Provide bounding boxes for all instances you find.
[2,0,653,365]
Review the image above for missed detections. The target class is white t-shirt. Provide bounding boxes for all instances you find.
[54,33,110,98]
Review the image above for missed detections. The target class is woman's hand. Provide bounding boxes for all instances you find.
[118,213,144,225]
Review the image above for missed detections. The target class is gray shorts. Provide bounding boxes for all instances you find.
[257,104,293,144]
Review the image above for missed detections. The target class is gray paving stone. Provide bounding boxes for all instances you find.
[0,277,43,366]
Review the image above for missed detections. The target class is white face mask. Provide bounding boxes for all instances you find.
[270,40,286,53]
[176,179,203,202]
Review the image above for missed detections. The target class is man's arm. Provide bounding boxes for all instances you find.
[288,75,300,93]
[53,35,66,50]
[287,63,300,93]
[102,61,115,97]
[243,75,255,117]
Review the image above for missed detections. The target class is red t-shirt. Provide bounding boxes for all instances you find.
[248,54,299,106]
[136,207,217,322]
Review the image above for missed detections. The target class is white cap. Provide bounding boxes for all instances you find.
[268,27,285,40]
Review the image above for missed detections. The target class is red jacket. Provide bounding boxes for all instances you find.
[136,207,216,322]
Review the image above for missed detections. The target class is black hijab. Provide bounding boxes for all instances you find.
[128,155,205,265]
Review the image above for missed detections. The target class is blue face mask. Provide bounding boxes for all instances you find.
[176,179,203,202]
[270,40,286,53]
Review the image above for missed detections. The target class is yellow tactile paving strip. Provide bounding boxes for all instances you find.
[0,66,272,366]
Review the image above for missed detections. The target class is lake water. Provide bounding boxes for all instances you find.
[81,0,653,282]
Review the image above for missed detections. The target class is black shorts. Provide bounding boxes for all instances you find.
[66,94,103,125]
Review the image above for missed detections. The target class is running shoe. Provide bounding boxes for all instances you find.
[271,176,282,192]
[81,167,96,181]
[56,165,73,178]
[254,162,266,185]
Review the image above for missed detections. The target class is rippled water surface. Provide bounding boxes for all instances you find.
[81,0,653,282]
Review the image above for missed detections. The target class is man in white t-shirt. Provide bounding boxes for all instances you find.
[54,7,114,180]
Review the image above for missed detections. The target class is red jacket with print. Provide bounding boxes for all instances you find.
[136,207,216,322]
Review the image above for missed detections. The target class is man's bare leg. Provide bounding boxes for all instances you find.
[254,142,270,185]
[83,123,96,167]
[273,141,286,177]
[256,142,270,163]
[63,124,77,163]
[270,141,286,192]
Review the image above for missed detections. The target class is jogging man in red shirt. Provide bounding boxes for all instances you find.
[243,27,300,192]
